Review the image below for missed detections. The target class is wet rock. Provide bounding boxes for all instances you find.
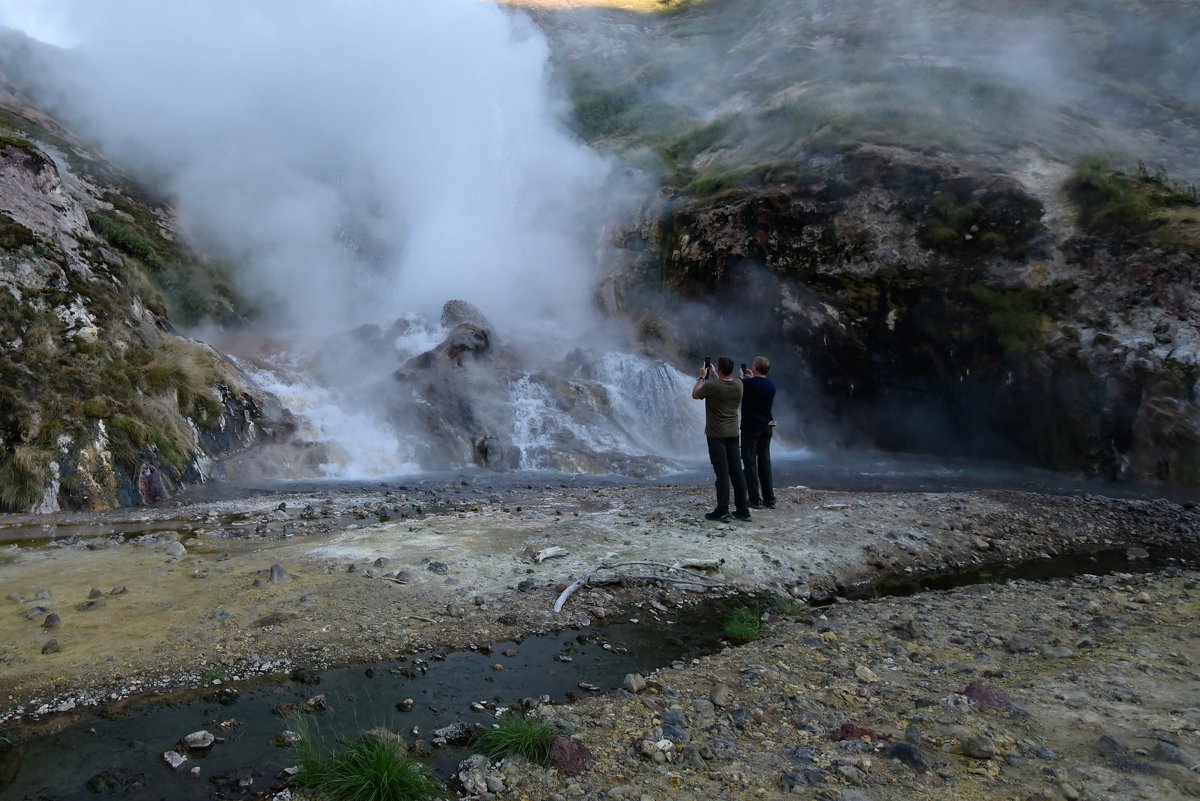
[184,730,215,750]
[623,673,646,693]
[274,731,301,747]
[42,613,60,628]
[427,561,449,575]
[165,541,187,558]
[88,588,103,599]
[41,639,60,654]
[1095,735,1126,755]
[162,750,188,770]
[432,721,472,746]
[269,564,290,583]
[290,667,322,685]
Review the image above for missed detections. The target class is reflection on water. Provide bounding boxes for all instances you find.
[0,599,739,801]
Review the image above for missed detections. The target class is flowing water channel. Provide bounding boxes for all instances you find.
[0,598,743,800]
[5,541,1199,801]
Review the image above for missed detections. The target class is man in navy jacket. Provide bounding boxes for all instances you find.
[739,356,776,509]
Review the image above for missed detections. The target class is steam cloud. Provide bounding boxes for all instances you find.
[8,0,614,346]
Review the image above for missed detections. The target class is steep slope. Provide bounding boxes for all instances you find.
[537,0,1200,483]
[0,46,280,512]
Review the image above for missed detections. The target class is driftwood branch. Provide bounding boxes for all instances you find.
[533,546,569,563]
[553,555,726,613]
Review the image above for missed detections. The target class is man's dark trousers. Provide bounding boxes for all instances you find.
[741,427,775,506]
[708,435,749,515]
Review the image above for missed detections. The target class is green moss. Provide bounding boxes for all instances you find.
[88,211,164,269]
[0,211,37,251]
[1065,156,1200,252]
[964,284,1047,359]
[0,133,46,161]
[0,445,49,512]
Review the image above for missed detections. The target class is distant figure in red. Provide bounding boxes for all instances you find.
[138,463,167,504]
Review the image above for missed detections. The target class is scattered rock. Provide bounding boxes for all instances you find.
[549,736,593,776]
[184,730,215,750]
[623,673,647,693]
[960,735,997,760]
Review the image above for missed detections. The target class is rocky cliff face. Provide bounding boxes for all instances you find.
[608,146,1199,484]
[0,84,279,512]
[537,0,1200,486]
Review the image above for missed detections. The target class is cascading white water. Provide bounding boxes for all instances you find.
[7,0,711,480]
[230,355,423,480]
[506,354,704,472]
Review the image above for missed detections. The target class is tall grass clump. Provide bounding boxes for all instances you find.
[723,606,769,643]
[473,715,558,764]
[293,727,445,801]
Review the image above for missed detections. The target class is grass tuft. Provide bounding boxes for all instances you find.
[294,728,445,801]
[723,606,769,643]
[473,715,558,764]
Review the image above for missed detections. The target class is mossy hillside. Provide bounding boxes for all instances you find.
[0,274,242,510]
[556,0,1068,201]
[1065,157,1200,254]
[88,191,247,327]
[0,112,257,511]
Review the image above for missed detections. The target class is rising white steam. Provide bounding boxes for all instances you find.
[19,0,612,345]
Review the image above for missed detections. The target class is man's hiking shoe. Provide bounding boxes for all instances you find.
[764,501,776,509]
[733,511,753,522]
[704,511,732,523]
[748,501,763,509]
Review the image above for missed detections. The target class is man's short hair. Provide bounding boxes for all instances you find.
[753,356,770,375]
[717,355,735,377]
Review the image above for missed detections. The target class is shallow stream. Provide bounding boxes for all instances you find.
[0,598,741,800]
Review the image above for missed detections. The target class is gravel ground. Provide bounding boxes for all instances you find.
[1,479,1198,800]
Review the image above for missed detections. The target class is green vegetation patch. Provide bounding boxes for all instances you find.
[1065,156,1200,253]
[88,192,248,327]
[294,730,446,801]
[723,606,769,643]
[473,715,559,764]
[0,210,37,250]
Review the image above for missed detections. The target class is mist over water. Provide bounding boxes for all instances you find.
[22,0,615,343]
[0,0,716,477]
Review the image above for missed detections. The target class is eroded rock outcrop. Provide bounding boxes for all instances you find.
[0,99,275,511]
[612,146,1200,484]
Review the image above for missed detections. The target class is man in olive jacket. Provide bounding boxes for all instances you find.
[692,355,751,523]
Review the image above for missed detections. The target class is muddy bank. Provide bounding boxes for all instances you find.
[1,480,1198,799]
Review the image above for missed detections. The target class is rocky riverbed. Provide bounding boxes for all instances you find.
[1,477,1198,800]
